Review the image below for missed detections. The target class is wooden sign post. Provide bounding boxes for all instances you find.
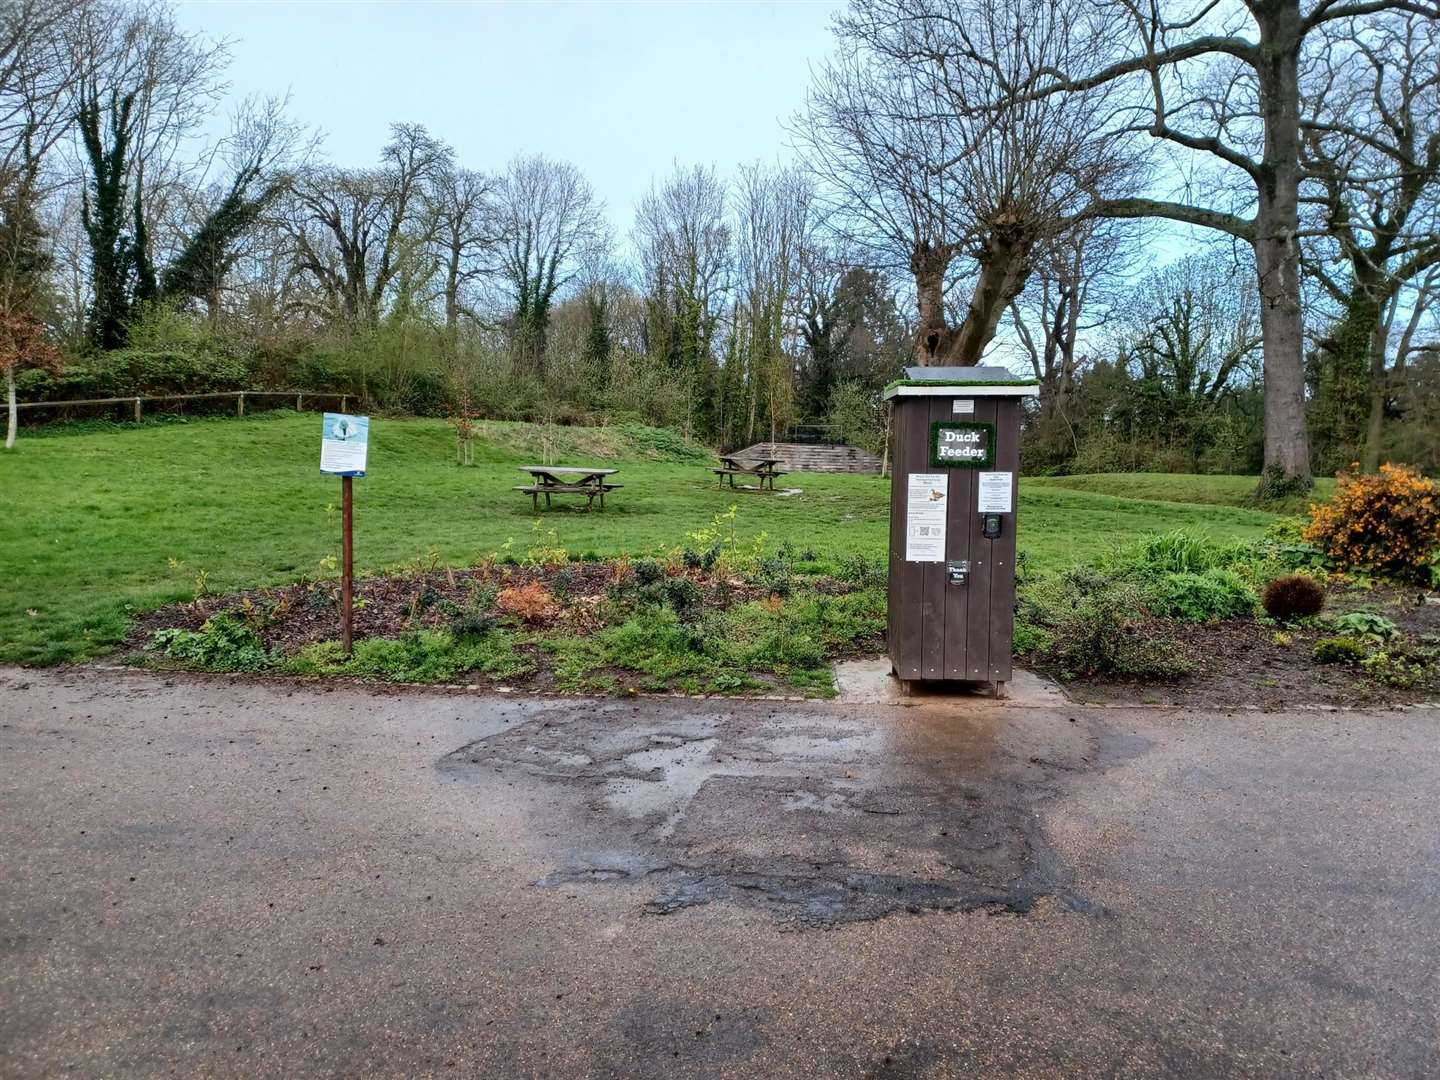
[320,413,369,655]
[341,474,354,653]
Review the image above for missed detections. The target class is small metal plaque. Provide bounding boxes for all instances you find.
[947,560,969,585]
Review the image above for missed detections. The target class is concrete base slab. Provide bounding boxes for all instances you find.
[833,656,1068,707]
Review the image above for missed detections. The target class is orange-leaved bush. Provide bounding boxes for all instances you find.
[495,582,559,623]
[1303,464,1440,583]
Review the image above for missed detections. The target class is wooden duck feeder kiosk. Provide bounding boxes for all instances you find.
[882,366,1040,696]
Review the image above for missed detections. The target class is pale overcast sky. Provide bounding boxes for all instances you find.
[172,0,844,234]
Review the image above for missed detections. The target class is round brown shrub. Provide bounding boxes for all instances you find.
[1261,574,1326,621]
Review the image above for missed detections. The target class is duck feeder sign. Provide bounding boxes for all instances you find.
[882,367,1039,696]
[930,421,994,467]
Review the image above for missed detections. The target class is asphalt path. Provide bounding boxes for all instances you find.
[2,666,1437,1078]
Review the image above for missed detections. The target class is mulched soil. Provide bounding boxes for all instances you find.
[128,567,1440,707]
[124,561,867,697]
[1047,584,1440,709]
[129,562,777,653]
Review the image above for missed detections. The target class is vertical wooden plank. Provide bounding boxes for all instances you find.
[895,398,929,679]
[989,398,1021,682]
[942,397,974,680]
[964,397,996,683]
[920,397,947,679]
[886,404,903,673]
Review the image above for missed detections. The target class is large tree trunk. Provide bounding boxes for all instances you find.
[1252,3,1312,494]
[1361,335,1388,473]
[1314,285,1382,472]
[910,242,955,365]
[5,362,16,451]
[947,229,1030,367]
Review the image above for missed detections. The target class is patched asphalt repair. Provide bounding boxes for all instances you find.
[443,696,1110,926]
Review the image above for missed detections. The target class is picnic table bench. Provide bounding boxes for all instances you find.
[712,455,788,491]
[514,465,621,511]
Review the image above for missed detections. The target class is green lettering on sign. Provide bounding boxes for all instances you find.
[929,421,995,469]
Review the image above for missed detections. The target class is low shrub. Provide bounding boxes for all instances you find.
[1261,574,1326,621]
[611,565,705,621]
[599,609,714,681]
[1362,644,1436,689]
[1304,464,1440,583]
[149,613,271,672]
[631,559,665,586]
[1312,636,1367,665]
[1146,569,1256,622]
[449,608,499,639]
[1022,569,1190,679]
[1012,620,1053,655]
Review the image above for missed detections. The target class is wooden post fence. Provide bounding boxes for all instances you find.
[10,390,354,442]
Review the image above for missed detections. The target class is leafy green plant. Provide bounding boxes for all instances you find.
[1312,636,1367,665]
[1145,569,1256,622]
[1106,530,1251,576]
[286,629,533,682]
[149,613,271,672]
[1330,611,1398,640]
[1361,644,1435,689]
[632,559,665,586]
[1012,620,1053,655]
[449,608,499,639]
[837,553,887,590]
[599,609,715,682]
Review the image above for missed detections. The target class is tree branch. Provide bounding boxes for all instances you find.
[1084,198,1255,241]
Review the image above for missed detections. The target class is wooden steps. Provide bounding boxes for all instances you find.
[730,442,882,475]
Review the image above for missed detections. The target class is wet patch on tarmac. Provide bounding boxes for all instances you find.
[442,698,1112,927]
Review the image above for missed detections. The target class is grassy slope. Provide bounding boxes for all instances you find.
[1,413,1281,664]
[1030,472,1336,514]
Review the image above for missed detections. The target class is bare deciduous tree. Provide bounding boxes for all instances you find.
[799,0,1138,368]
[732,162,810,443]
[426,164,497,348]
[287,123,450,327]
[1013,0,1440,492]
[1007,220,1132,463]
[1300,12,1440,470]
[633,162,731,435]
[495,154,606,379]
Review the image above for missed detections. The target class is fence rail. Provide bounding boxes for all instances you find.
[13,389,352,423]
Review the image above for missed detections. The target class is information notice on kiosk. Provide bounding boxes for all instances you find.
[905,473,948,562]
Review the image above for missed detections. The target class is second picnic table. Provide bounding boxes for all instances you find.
[514,465,621,511]
[712,455,787,491]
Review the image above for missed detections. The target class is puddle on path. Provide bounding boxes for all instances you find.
[443,698,1107,927]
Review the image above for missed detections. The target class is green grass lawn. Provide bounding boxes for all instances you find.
[1,412,1284,665]
[1030,472,1336,514]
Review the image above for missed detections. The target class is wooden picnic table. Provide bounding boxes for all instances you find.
[514,465,621,511]
[712,455,788,491]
